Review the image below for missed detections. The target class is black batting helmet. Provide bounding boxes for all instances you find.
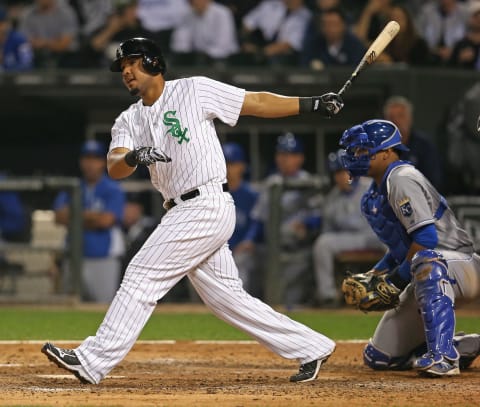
[110,37,166,75]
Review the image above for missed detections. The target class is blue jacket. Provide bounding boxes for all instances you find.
[54,175,125,258]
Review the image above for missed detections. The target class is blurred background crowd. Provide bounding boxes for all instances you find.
[1,0,480,307]
[2,0,480,71]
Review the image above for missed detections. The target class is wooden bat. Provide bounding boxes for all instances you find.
[338,21,400,97]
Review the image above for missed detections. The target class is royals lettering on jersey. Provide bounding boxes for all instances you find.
[109,76,246,200]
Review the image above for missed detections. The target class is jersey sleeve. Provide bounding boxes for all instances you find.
[110,112,135,151]
[194,76,246,127]
[387,167,435,234]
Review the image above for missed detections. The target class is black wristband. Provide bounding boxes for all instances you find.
[299,97,312,113]
[124,151,138,167]
[299,96,323,113]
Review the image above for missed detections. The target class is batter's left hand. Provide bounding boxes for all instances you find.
[317,92,344,118]
[125,147,171,167]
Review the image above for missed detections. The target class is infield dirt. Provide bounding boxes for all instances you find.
[0,340,479,407]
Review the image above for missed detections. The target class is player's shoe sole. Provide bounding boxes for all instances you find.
[419,361,460,377]
[41,342,94,384]
[290,347,335,383]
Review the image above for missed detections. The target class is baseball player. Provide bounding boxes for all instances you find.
[238,133,319,307]
[53,140,126,303]
[41,37,344,384]
[312,149,384,308]
[221,142,258,293]
[339,119,480,376]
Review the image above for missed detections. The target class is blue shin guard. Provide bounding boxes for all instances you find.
[411,250,459,376]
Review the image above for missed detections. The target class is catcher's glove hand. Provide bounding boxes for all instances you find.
[341,271,401,312]
[125,147,172,167]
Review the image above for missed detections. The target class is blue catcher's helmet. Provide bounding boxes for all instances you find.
[339,119,409,176]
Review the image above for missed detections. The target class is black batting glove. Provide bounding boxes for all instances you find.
[300,92,344,118]
[125,147,172,167]
[317,92,344,117]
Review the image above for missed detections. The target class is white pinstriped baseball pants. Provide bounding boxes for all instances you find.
[75,190,335,383]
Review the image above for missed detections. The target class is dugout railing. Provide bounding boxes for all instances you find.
[0,177,82,302]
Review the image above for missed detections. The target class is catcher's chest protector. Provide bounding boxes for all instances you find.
[361,183,411,264]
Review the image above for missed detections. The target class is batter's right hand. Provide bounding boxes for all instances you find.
[318,92,344,118]
[125,147,172,167]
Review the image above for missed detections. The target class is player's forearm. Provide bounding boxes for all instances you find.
[83,211,116,230]
[107,148,137,179]
[241,92,300,118]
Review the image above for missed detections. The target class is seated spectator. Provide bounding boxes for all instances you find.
[215,0,259,30]
[69,0,113,40]
[354,0,393,46]
[19,0,80,69]
[301,6,366,69]
[86,0,150,68]
[385,4,434,66]
[239,0,312,66]
[136,0,189,56]
[222,142,259,293]
[312,150,384,308]
[0,6,33,71]
[170,0,239,66]
[416,0,469,64]
[236,133,318,307]
[448,3,480,69]
[383,95,444,191]
[54,140,126,303]
[312,0,355,24]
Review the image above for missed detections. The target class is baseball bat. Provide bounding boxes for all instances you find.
[338,20,400,97]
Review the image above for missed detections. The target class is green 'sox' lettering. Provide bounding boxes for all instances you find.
[163,110,189,144]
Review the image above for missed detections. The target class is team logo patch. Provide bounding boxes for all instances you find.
[163,111,189,144]
[398,198,413,217]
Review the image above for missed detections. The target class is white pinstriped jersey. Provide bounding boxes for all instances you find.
[110,76,246,200]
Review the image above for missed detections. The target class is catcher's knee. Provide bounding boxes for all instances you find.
[363,341,413,370]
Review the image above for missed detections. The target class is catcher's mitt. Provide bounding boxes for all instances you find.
[341,271,401,312]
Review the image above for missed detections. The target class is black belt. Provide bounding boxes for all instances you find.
[164,183,229,210]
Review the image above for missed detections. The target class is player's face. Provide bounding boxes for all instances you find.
[80,155,106,183]
[120,57,155,97]
[275,152,304,176]
[334,169,352,191]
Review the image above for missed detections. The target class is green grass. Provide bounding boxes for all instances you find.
[0,308,478,340]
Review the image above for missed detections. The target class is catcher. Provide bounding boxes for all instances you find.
[339,119,480,377]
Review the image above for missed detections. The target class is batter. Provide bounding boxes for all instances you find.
[41,37,344,384]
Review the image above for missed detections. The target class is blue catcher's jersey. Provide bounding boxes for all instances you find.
[361,161,474,266]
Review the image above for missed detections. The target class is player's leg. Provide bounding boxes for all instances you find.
[364,285,426,370]
[410,250,460,376]
[189,244,335,375]
[71,195,237,383]
[82,258,122,303]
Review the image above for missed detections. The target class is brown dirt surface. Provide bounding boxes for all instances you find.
[0,340,479,407]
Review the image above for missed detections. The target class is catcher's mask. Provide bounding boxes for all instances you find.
[339,119,409,176]
[110,37,166,75]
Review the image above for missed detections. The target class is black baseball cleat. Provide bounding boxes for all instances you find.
[290,352,333,383]
[41,342,94,384]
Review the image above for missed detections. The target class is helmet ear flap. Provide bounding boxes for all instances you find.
[142,55,165,75]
